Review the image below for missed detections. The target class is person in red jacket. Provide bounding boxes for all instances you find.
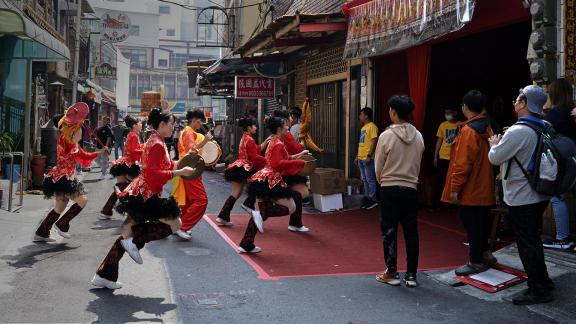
[174,109,214,240]
[270,109,311,233]
[34,103,107,242]
[238,116,309,253]
[92,108,196,289]
[216,116,269,226]
[99,115,144,219]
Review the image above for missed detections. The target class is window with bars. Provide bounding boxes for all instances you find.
[137,74,151,94]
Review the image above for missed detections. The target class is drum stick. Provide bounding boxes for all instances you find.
[87,125,110,153]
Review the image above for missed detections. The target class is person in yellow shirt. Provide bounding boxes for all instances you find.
[355,107,379,209]
[433,108,459,208]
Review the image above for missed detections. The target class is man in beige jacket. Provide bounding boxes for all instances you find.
[373,95,425,288]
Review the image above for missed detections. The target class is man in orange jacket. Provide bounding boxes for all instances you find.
[442,90,496,276]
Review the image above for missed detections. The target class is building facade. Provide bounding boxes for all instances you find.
[89,0,224,119]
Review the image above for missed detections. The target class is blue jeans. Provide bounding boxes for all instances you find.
[97,152,109,176]
[114,141,124,160]
[551,195,570,240]
[358,159,377,201]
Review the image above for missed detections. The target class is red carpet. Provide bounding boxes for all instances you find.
[205,209,469,280]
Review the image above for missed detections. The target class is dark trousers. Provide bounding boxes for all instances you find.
[173,139,180,160]
[434,159,450,206]
[459,206,491,263]
[379,186,419,274]
[509,201,553,294]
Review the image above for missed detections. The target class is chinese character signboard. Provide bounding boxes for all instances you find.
[344,0,475,59]
[94,63,117,79]
[100,11,131,43]
[234,76,275,99]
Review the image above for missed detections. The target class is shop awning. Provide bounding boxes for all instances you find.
[343,0,476,59]
[102,88,116,106]
[234,13,347,58]
[197,58,256,96]
[0,7,70,60]
[234,0,346,58]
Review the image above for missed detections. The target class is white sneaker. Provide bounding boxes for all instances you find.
[98,213,113,220]
[251,210,264,233]
[53,224,71,239]
[91,274,122,290]
[288,225,310,233]
[215,217,234,227]
[33,234,56,243]
[120,237,143,264]
[175,230,192,241]
[238,246,262,253]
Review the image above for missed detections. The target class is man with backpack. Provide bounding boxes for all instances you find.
[488,85,555,306]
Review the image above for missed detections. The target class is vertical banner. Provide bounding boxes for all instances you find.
[344,0,476,59]
[566,0,576,81]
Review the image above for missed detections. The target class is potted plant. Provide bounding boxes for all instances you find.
[0,130,13,153]
[0,130,15,177]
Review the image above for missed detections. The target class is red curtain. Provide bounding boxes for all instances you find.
[406,44,431,130]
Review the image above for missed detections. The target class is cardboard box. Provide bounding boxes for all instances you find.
[312,193,343,212]
[309,168,346,195]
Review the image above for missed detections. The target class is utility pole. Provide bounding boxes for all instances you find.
[71,0,83,103]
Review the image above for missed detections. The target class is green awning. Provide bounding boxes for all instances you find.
[0,8,70,60]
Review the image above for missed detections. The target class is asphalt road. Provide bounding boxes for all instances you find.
[0,168,554,323]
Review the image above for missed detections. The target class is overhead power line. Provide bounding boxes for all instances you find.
[157,0,268,11]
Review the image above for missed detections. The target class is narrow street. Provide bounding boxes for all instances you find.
[0,169,561,323]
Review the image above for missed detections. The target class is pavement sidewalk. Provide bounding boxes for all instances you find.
[0,170,179,323]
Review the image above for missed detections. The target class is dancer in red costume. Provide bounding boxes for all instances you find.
[99,115,143,219]
[215,116,269,226]
[34,103,108,242]
[270,109,311,232]
[174,109,213,240]
[92,108,195,289]
[238,116,309,253]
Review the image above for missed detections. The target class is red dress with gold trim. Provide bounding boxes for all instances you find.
[116,130,181,222]
[284,132,304,155]
[224,133,266,182]
[42,135,98,199]
[109,131,144,178]
[282,131,308,186]
[247,136,305,199]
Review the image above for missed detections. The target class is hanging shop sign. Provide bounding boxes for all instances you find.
[234,76,275,99]
[94,63,117,79]
[100,11,131,43]
[343,0,476,59]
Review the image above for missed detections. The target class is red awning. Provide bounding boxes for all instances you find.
[341,0,372,17]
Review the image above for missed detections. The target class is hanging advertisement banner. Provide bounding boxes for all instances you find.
[234,76,275,99]
[100,11,131,43]
[343,0,476,59]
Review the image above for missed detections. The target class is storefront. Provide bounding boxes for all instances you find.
[0,4,70,185]
[344,0,533,204]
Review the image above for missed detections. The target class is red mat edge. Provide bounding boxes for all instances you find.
[204,215,465,281]
[203,215,277,280]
